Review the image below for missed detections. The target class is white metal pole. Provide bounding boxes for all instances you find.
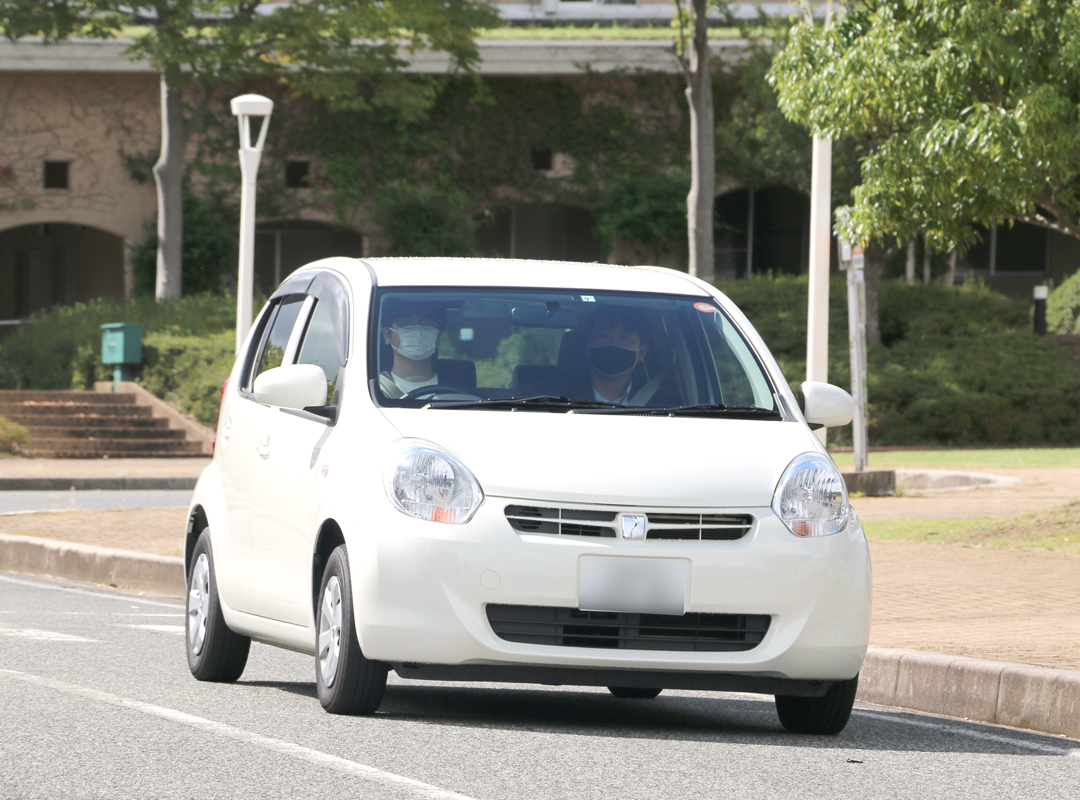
[847,247,868,471]
[231,94,273,355]
[806,137,833,376]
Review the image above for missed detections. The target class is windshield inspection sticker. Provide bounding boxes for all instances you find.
[694,302,717,313]
[580,295,595,302]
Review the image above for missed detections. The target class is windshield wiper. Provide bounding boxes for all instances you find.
[642,403,781,418]
[424,395,624,412]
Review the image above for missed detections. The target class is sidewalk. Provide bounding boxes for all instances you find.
[1,455,1078,738]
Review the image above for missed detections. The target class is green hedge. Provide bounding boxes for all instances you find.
[716,277,1080,446]
[0,294,235,391]
[3,280,1077,445]
[1049,270,1080,335]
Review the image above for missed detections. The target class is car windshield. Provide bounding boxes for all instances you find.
[371,288,779,416]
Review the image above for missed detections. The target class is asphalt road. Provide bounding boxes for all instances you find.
[1,572,1077,800]
[0,490,192,514]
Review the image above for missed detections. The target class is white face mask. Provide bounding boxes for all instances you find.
[391,325,439,361]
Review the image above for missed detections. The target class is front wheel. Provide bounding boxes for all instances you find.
[316,546,388,715]
[775,674,859,735]
[186,530,250,682]
[608,687,662,700]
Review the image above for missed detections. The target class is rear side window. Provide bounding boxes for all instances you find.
[296,300,341,404]
[252,297,305,385]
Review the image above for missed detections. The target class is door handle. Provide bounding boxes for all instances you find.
[257,434,270,459]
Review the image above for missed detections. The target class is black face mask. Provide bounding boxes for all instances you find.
[589,345,639,377]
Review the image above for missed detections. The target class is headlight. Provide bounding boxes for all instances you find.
[383,439,483,524]
[771,452,848,537]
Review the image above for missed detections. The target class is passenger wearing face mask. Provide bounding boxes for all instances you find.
[564,308,672,407]
[378,303,445,398]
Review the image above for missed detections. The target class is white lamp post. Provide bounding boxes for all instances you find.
[231,93,274,355]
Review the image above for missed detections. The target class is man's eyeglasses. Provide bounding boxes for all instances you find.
[391,322,440,333]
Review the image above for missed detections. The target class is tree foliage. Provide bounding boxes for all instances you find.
[770,0,1080,252]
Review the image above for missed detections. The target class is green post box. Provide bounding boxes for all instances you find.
[101,322,143,388]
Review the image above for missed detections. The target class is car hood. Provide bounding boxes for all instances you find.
[378,408,820,508]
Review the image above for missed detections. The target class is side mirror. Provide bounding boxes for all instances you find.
[254,364,327,410]
[799,381,854,428]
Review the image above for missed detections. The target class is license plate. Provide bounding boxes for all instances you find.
[578,556,688,616]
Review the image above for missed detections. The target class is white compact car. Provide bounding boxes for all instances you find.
[185,257,870,735]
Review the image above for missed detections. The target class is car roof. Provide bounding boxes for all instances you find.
[300,257,712,297]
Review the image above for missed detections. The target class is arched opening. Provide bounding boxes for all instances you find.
[253,221,363,297]
[476,203,605,263]
[715,187,810,278]
[0,223,124,321]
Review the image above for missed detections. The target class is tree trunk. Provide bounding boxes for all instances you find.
[685,0,715,282]
[864,239,886,346]
[905,238,916,284]
[152,67,187,300]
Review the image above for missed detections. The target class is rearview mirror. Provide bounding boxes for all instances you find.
[254,364,328,410]
[799,381,854,428]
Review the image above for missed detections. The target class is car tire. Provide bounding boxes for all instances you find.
[186,530,250,682]
[775,674,859,735]
[607,687,663,700]
[316,545,388,715]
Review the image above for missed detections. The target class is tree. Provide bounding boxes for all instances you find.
[770,0,1080,256]
[0,0,497,299]
[674,0,724,282]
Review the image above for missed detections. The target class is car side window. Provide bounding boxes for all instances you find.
[296,300,341,405]
[253,296,305,385]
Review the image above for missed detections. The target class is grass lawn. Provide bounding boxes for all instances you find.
[862,503,1080,555]
[831,448,1080,470]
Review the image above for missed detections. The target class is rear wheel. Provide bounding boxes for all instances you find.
[607,687,662,700]
[316,546,388,715]
[775,674,858,735]
[186,530,250,682]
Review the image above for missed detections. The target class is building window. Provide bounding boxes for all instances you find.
[531,148,553,171]
[285,161,310,188]
[43,161,69,190]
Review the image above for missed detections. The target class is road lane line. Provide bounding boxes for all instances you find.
[0,669,482,800]
[0,574,182,609]
[122,624,185,634]
[854,709,1080,756]
[0,626,97,642]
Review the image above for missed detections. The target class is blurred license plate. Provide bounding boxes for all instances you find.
[578,556,688,616]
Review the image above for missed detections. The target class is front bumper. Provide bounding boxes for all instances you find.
[348,499,872,682]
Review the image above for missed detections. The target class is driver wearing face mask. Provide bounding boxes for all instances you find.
[379,303,445,398]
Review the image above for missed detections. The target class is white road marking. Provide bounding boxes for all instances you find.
[0,574,182,609]
[123,624,185,635]
[0,669,482,800]
[0,626,97,642]
[854,709,1080,756]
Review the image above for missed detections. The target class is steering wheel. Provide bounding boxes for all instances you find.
[402,385,479,401]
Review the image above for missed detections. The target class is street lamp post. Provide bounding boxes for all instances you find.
[231,94,274,355]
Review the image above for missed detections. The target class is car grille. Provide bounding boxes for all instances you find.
[504,505,617,538]
[504,505,753,541]
[486,605,770,652]
[645,513,754,541]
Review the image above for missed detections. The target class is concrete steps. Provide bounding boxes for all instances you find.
[0,389,209,458]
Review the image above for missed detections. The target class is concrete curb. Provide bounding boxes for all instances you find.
[0,532,185,598]
[859,647,1080,740]
[1,533,1077,740]
[0,477,197,491]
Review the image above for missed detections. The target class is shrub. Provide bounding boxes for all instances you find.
[1048,270,1080,334]
[374,188,476,257]
[0,414,30,455]
[139,331,235,427]
[715,276,1080,447]
[0,294,235,390]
